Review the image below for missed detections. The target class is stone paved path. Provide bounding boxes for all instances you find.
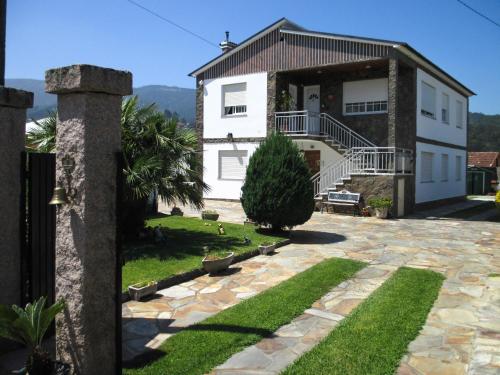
[124,201,500,374]
[122,248,328,361]
[212,264,396,374]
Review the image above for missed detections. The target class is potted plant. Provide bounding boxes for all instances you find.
[0,296,69,375]
[368,197,393,219]
[201,210,219,221]
[128,280,158,301]
[258,242,276,255]
[201,246,234,275]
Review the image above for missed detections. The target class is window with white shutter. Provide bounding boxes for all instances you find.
[219,150,248,180]
[441,93,449,123]
[455,155,462,181]
[441,154,448,181]
[456,100,463,128]
[421,152,434,183]
[421,81,436,118]
[222,83,247,116]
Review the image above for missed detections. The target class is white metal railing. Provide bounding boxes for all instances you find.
[275,111,375,149]
[275,110,320,135]
[319,113,376,149]
[311,147,413,197]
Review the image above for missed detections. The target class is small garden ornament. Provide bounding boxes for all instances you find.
[218,224,225,235]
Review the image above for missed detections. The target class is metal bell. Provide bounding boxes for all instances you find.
[48,186,69,206]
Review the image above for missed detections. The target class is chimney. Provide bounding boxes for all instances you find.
[219,31,237,54]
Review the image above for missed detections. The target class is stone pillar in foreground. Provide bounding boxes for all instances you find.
[45,65,132,374]
[0,87,33,307]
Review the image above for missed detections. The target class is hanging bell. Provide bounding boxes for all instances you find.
[48,186,69,206]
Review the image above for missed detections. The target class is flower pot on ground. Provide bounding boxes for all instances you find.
[171,206,184,216]
[368,197,393,219]
[258,242,276,255]
[202,248,234,275]
[202,210,219,221]
[128,281,158,301]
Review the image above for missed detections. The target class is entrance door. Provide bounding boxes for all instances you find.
[303,85,320,113]
[303,150,321,175]
[397,178,405,217]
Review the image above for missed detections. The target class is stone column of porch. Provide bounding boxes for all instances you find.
[387,58,398,147]
[45,64,132,375]
[0,87,33,308]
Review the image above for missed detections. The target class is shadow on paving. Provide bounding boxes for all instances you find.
[290,230,347,245]
[121,317,274,369]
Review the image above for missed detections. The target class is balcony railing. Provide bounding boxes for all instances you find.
[275,110,320,135]
[311,147,413,197]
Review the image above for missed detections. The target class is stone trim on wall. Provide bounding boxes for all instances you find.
[416,137,467,151]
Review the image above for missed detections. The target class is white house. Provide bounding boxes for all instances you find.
[190,18,474,215]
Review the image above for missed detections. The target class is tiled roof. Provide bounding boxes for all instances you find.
[468,152,500,168]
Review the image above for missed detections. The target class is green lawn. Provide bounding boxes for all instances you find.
[122,215,287,291]
[123,258,366,375]
[283,267,444,375]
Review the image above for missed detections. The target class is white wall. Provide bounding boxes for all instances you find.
[415,142,466,203]
[416,69,467,147]
[293,140,344,169]
[203,142,260,200]
[203,72,268,139]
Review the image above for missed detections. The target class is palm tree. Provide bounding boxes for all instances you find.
[26,97,208,234]
[26,111,57,153]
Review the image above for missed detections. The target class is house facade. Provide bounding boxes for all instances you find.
[190,19,474,215]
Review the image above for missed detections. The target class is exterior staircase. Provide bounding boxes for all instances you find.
[275,110,413,199]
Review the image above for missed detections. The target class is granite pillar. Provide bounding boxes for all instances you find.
[388,58,398,147]
[0,87,33,307]
[45,64,132,374]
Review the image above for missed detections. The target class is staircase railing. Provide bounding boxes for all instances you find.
[275,111,375,149]
[319,113,376,149]
[311,147,413,197]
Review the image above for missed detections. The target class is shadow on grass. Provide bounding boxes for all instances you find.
[290,230,347,244]
[121,317,274,369]
[123,228,248,263]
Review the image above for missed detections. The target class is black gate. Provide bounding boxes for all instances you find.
[21,152,56,306]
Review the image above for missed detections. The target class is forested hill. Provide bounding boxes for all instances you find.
[469,112,500,151]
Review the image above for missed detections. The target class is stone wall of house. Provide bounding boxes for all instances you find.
[195,73,204,192]
[341,175,394,207]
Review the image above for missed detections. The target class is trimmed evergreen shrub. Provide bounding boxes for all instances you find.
[241,133,314,230]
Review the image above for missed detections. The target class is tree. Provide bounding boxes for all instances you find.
[241,132,314,230]
[25,97,208,235]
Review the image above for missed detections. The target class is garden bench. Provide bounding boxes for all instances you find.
[323,190,361,216]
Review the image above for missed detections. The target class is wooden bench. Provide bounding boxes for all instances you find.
[322,190,361,216]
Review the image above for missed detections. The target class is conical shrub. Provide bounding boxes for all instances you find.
[241,133,314,230]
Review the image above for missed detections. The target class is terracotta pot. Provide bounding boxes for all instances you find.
[202,252,234,274]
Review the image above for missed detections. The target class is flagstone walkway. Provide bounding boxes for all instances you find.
[124,201,500,374]
[212,264,396,374]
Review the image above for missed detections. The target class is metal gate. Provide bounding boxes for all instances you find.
[21,152,56,306]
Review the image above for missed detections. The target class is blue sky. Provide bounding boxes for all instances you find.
[7,0,500,114]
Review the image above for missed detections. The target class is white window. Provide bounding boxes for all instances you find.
[421,81,436,118]
[441,154,448,181]
[219,150,248,180]
[421,151,434,183]
[456,100,464,128]
[343,78,388,115]
[222,83,247,116]
[441,93,449,123]
[455,155,462,181]
[345,100,387,114]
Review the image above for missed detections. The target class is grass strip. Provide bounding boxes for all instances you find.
[123,257,366,375]
[122,215,286,291]
[283,267,444,375]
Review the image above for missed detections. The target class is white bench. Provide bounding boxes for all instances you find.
[322,190,361,216]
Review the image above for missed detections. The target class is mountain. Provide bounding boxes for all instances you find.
[469,112,500,152]
[6,79,196,124]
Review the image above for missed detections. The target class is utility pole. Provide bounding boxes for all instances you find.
[0,0,6,86]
